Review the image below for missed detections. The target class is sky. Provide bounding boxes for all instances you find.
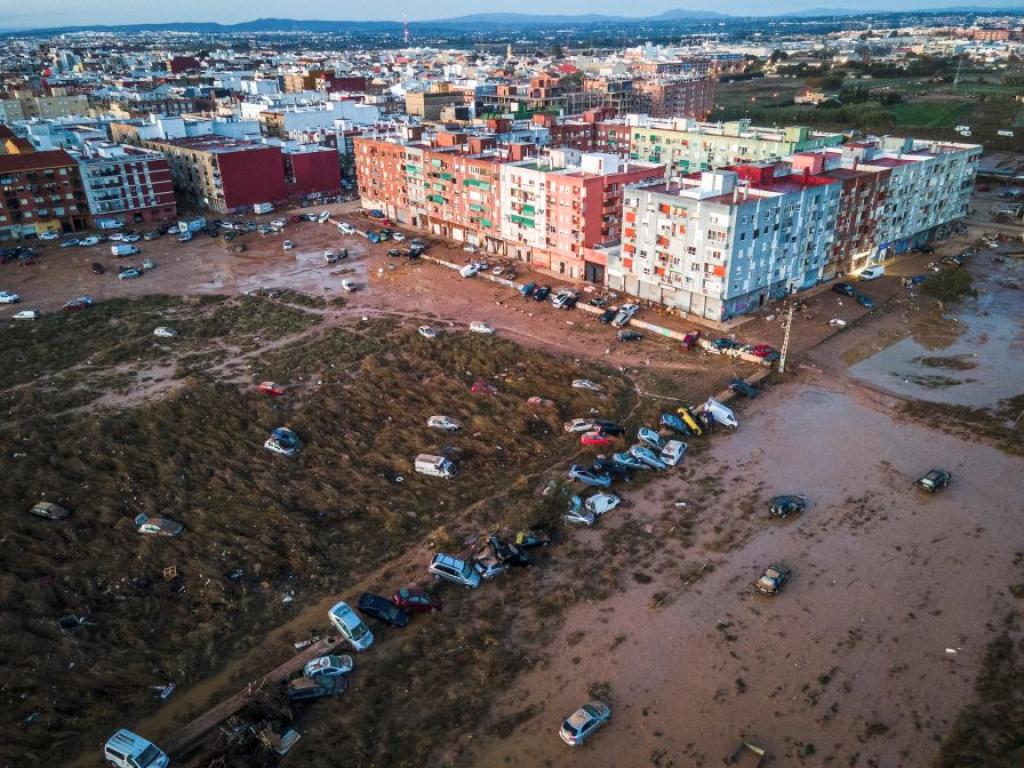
[2,0,1022,29]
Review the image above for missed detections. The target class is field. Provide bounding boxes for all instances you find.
[0,292,640,765]
[715,74,1023,149]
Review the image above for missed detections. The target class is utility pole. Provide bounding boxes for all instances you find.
[778,304,795,375]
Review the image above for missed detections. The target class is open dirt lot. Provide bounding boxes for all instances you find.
[1,206,1022,768]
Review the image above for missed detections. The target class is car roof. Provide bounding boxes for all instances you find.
[329,601,361,627]
[433,552,465,568]
[106,729,153,756]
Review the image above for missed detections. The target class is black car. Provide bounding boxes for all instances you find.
[598,308,617,324]
[768,495,807,518]
[287,676,346,702]
[856,293,875,309]
[534,286,551,302]
[832,282,856,297]
[617,331,642,342]
[489,535,530,567]
[591,419,625,436]
[387,248,404,257]
[729,378,759,398]
[356,592,410,627]
[916,469,951,493]
[91,262,105,275]
[915,245,935,254]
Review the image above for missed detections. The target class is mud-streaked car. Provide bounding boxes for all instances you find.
[660,440,687,467]
[287,676,346,701]
[264,427,300,457]
[428,553,481,589]
[12,309,41,320]
[418,325,437,339]
[134,513,183,537]
[584,492,620,517]
[581,430,615,448]
[916,469,951,492]
[327,601,375,651]
[563,418,596,433]
[567,464,612,488]
[768,495,807,518]
[303,654,354,678]
[153,327,177,338]
[257,381,287,397]
[427,415,461,431]
[392,586,442,613]
[628,444,667,471]
[572,378,603,393]
[754,564,791,595]
[559,701,611,746]
[469,321,493,334]
[563,496,597,526]
[356,592,410,628]
[30,501,71,521]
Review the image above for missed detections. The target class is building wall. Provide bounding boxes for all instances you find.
[80,153,177,224]
[286,149,341,200]
[217,146,288,211]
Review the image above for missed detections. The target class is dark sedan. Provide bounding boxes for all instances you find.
[768,495,808,519]
[832,282,856,297]
[856,293,875,309]
[534,286,551,302]
[356,592,410,627]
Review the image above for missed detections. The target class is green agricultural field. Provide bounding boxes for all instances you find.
[887,101,974,129]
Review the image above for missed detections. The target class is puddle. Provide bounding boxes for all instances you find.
[850,258,1024,407]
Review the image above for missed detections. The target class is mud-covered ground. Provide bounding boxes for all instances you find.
[1,206,1022,768]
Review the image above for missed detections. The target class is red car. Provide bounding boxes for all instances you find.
[471,380,498,396]
[257,381,287,397]
[681,331,701,351]
[749,344,776,358]
[392,586,442,613]
[580,430,615,447]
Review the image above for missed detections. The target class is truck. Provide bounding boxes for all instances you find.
[177,217,206,235]
[414,454,457,479]
[253,202,274,215]
[110,244,140,257]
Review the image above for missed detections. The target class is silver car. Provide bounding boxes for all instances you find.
[559,701,611,746]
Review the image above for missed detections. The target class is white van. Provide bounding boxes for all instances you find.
[703,398,738,430]
[111,244,140,257]
[414,454,457,479]
[858,265,885,281]
[104,729,169,768]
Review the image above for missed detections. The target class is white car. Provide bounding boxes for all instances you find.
[469,321,493,334]
[563,418,595,433]
[584,492,620,517]
[338,222,355,235]
[391,232,405,242]
[134,513,183,537]
[660,440,688,467]
[327,601,374,652]
[282,240,294,250]
[12,309,40,320]
[427,415,461,431]
[0,291,20,304]
[108,232,124,242]
[463,244,479,254]
[418,325,437,339]
[270,218,287,228]
[80,236,100,247]
[559,701,611,747]
[153,327,177,338]
[38,231,59,241]
[303,654,353,679]
[342,279,357,292]
[572,379,602,393]
[459,262,482,278]
[858,265,885,281]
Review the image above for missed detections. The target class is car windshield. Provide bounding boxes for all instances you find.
[136,745,162,767]
[349,621,368,641]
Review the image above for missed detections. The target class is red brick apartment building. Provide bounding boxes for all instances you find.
[0,149,89,240]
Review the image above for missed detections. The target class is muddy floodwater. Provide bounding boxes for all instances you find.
[468,379,1024,768]
[849,255,1024,407]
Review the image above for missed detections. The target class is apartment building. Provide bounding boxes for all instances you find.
[608,137,980,321]
[138,135,340,213]
[0,149,90,240]
[634,77,716,120]
[74,140,177,225]
[0,90,90,123]
[625,118,844,176]
[405,85,469,121]
[500,150,663,281]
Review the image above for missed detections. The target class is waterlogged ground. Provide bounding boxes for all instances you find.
[849,252,1024,407]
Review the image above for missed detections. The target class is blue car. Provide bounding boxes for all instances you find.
[856,293,875,309]
[520,281,536,298]
[611,452,647,471]
[628,444,667,471]
[567,464,613,489]
[659,413,690,435]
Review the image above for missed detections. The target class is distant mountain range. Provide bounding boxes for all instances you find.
[4,6,1023,35]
